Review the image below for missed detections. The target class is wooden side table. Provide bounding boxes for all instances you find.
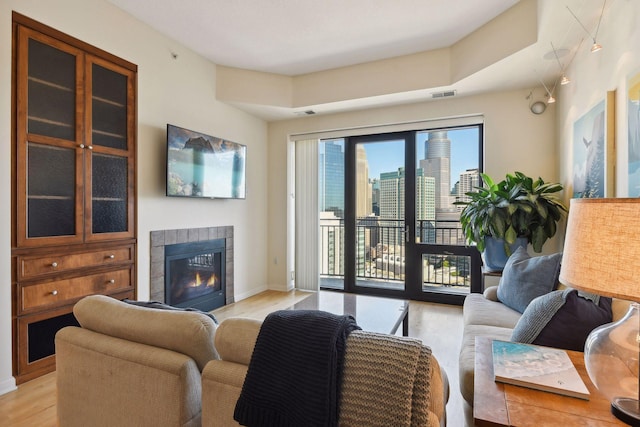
[473,336,626,426]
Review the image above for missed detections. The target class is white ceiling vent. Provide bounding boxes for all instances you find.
[431,90,457,99]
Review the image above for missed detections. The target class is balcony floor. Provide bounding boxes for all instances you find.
[320,277,470,295]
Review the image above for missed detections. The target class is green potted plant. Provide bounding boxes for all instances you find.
[455,171,568,271]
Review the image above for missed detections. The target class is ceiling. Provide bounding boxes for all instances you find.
[106,0,610,120]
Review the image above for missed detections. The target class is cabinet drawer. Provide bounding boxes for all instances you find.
[20,268,132,312]
[18,246,133,280]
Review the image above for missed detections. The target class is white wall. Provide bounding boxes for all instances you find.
[0,0,269,393]
[557,0,640,201]
[267,89,559,287]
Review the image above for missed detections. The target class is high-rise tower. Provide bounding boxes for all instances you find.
[320,140,345,217]
[420,131,452,210]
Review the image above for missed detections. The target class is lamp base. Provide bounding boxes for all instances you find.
[612,397,640,426]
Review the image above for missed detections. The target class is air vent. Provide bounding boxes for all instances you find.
[431,90,457,99]
[294,110,316,116]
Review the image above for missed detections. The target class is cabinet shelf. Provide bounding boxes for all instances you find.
[93,197,125,202]
[92,95,125,108]
[92,129,126,139]
[28,195,73,200]
[28,76,72,92]
[28,115,73,129]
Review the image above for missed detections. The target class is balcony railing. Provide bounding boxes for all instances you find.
[319,217,472,291]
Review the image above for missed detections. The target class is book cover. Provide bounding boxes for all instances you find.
[492,340,590,400]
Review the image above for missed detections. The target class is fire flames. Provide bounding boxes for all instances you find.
[189,272,218,288]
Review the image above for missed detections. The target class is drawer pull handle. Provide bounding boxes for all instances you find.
[51,290,58,296]
[109,279,115,284]
[108,254,115,259]
[51,262,58,268]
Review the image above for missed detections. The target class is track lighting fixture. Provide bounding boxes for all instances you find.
[551,42,571,85]
[537,77,556,104]
[567,1,606,53]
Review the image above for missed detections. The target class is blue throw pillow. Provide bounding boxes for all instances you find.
[496,247,562,313]
[511,288,612,351]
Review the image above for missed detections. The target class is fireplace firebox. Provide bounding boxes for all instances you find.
[165,239,226,312]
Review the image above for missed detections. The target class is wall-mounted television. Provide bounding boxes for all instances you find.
[166,124,246,199]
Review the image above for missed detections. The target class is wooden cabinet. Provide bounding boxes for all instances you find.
[11,13,137,384]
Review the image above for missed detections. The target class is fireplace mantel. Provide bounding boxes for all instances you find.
[150,226,234,306]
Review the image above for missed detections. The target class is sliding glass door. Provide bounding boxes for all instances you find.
[317,124,483,303]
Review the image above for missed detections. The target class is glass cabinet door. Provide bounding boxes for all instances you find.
[16,28,84,246]
[27,143,76,238]
[26,38,76,140]
[85,57,135,239]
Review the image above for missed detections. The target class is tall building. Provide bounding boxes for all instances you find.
[379,167,436,243]
[371,178,380,216]
[319,140,345,217]
[456,168,480,207]
[416,169,436,243]
[420,131,452,210]
[319,211,344,276]
[355,144,371,218]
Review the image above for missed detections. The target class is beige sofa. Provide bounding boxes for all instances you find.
[458,285,630,426]
[57,295,448,426]
[56,295,219,427]
[203,317,450,427]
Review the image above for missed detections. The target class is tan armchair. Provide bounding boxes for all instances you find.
[55,295,219,427]
[202,317,449,427]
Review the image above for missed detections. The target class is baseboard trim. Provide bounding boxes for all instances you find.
[0,376,17,396]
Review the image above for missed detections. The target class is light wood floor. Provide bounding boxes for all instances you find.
[0,290,464,427]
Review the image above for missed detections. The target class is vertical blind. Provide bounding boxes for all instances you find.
[294,139,320,291]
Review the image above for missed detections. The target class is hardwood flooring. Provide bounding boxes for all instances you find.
[0,290,464,426]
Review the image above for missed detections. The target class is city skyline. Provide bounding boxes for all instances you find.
[364,128,479,188]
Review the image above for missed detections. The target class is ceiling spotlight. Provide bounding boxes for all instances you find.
[537,76,556,105]
[567,1,606,53]
[561,75,571,85]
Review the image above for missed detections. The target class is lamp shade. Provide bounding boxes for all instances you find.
[559,198,640,300]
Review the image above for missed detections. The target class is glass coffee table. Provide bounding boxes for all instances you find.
[290,291,409,336]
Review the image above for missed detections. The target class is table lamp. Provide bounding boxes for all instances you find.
[559,198,640,426]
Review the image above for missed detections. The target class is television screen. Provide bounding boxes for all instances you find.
[166,124,246,199]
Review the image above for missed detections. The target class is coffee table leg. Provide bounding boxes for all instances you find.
[403,307,409,336]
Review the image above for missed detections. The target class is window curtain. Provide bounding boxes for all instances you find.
[294,139,319,291]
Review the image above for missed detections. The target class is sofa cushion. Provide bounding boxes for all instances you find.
[496,247,562,313]
[215,317,262,365]
[511,289,613,351]
[463,292,521,329]
[74,295,218,371]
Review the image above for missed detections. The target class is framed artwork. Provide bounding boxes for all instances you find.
[628,72,640,196]
[572,91,615,198]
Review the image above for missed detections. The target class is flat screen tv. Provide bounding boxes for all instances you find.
[166,124,246,199]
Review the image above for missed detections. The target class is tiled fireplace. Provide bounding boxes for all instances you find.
[150,226,234,310]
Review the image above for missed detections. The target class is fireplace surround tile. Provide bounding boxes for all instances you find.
[150,226,234,307]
